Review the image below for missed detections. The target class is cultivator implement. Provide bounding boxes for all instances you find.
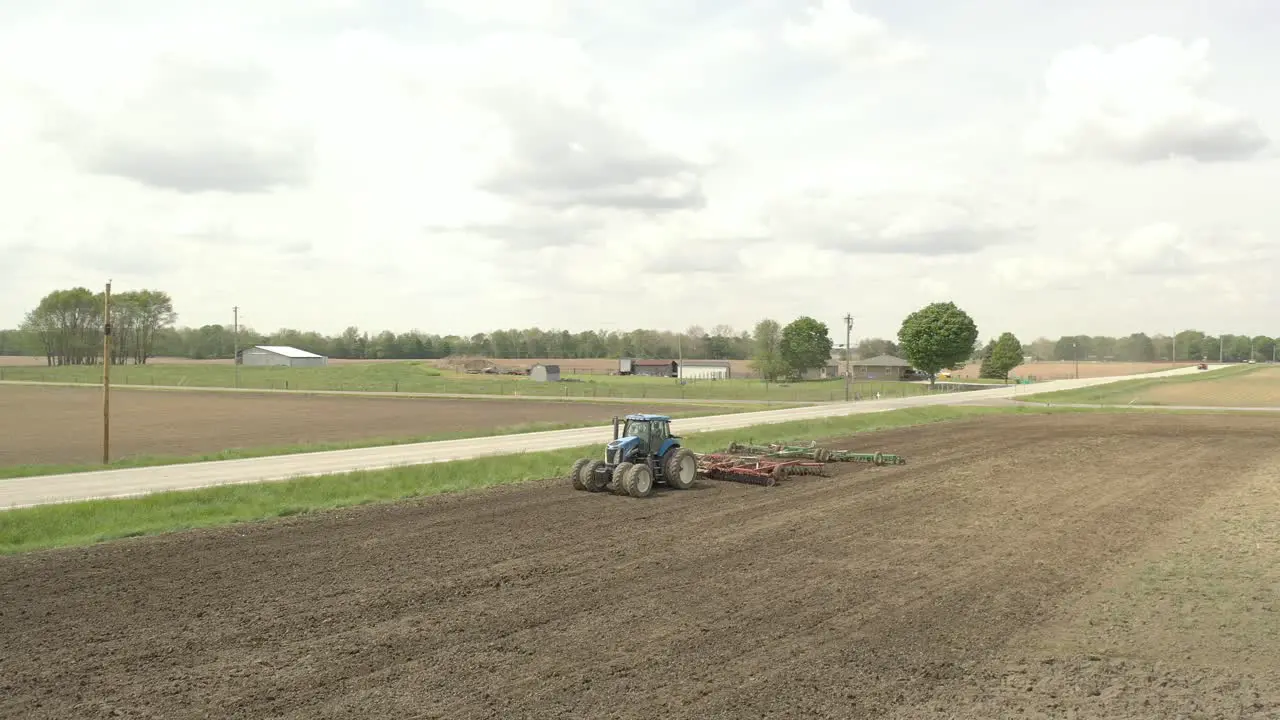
[694,453,828,487]
[725,441,906,466]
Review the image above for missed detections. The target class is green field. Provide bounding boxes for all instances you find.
[0,361,945,402]
[2,405,1082,555]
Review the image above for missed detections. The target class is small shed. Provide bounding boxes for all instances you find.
[530,363,561,382]
[678,360,731,380]
[849,354,912,380]
[239,345,328,368]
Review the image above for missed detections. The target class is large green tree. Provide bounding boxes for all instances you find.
[897,302,979,385]
[980,332,1024,381]
[780,316,834,379]
[750,318,787,381]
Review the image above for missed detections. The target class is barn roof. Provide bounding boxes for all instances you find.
[631,359,675,366]
[253,345,325,359]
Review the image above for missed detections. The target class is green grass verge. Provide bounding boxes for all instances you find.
[1020,364,1259,405]
[0,406,761,480]
[1,405,1086,555]
[0,361,943,402]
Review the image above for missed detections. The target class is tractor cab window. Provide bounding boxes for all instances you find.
[624,420,654,452]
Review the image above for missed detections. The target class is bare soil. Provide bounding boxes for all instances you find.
[2,413,1277,719]
[0,384,721,467]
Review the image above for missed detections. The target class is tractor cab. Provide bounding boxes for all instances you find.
[608,413,674,463]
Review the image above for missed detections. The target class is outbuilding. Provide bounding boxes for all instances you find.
[238,345,328,368]
[529,363,561,382]
[677,360,731,380]
[620,359,678,377]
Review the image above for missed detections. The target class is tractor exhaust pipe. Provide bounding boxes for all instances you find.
[612,416,620,440]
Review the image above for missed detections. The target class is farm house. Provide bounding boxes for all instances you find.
[529,364,561,382]
[677,360,731,380]
[849,354,912,380]
[238,345,328,368]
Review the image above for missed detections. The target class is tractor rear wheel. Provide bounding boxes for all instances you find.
[625,463,655,498]
[582,460,608,492]
[611,462,634,495]
[570,458,590,491]
[662,447,698,489]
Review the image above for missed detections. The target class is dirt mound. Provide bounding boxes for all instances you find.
[2,413,1278,718]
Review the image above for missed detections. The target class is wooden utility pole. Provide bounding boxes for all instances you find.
[233,306,240,388]
[102,279,112,465]
[844,313,853,402]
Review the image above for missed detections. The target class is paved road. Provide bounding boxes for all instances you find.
[0,364,1226,510]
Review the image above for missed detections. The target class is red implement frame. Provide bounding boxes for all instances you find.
[695,453,828,487]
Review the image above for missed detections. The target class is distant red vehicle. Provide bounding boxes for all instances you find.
[1197,363,1208,370]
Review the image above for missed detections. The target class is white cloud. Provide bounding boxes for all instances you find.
[1,1,1279,342]
[764,188,1030,255]
[1025,36,1269,162]
[782,0,926,69]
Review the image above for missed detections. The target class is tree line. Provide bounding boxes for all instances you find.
[854,330,1277,365]
[7,286,1275,370]
[14,287,176,366]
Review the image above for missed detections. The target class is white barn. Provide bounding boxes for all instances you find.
[678,360,731,380]
[239,345,328,368]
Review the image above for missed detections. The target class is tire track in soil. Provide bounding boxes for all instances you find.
[2,413,1277,719]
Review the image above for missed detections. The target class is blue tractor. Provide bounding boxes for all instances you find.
[570,414,699,498]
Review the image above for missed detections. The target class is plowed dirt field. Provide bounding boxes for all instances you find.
[3,413,1279,718]
[0,384,732,467]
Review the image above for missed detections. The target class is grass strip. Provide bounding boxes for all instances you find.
[1019,364,1258,405]
[2,405,1110,555]
[0,406,761,480]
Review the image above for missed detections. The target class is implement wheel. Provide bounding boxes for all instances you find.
[625,464,655,498]
[611,462,634,495]
[570,458,590,491]
[582,460,609,492]
[662,447,698,490]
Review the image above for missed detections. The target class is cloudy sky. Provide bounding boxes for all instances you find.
[2,0,1277,341]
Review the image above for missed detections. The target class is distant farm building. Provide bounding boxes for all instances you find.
[849,354,912,380]
[238,345,328,368]
[529,363,561,382]
[619,358,678,377]
[677,360,731,380]
[800,363,843,381]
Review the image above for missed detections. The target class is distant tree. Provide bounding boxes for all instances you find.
[780,316,834,379]
[897,301,979,386]
[1027,336,1055,361]
[980,332,1024,381]
[854,337,899,359]
[750,318,787,381]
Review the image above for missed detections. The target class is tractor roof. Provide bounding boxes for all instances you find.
[624,413,671,422]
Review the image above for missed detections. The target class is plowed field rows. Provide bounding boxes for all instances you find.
[0,384,730,467]
[2,413,1278,718]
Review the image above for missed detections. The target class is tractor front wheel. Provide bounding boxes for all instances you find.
[582,460,609,492]
[625,463,655,498]
[611,462,634,495]
[662,447,698,490]
[570,458,590,491]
